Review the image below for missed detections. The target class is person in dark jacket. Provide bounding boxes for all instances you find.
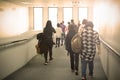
[65,19,79,75]
[43,20,56,65]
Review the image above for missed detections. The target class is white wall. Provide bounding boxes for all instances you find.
[0,31,39,80]
[0,5,29,38]
[93,0,120,80]
[100,42,120,80]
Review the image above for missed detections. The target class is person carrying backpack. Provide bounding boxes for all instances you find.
[65,19,79,75]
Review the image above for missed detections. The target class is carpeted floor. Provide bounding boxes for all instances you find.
[3,45,107,80]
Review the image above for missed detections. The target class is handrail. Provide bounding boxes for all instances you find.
[0,35,36,50]
[0,39,28,46]
[0,30,42,50]
[100,38,120,57]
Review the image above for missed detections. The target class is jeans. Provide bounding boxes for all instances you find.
[81,60,94,77]
[69,51,79,71]
[61,32,65,45]
[55,38,61,47]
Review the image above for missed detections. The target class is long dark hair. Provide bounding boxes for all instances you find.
[45,20,52,28]
[43,20,55,37]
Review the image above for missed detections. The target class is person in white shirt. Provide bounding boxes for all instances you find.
[55,23,62,48]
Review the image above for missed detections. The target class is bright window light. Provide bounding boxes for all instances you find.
[63,8,72,25]
[49,8,57,28]
[79,7,88,23]
[34,7,43,30]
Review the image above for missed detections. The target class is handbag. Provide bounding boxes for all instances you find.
[35,43,40,54]
[71,33,82,53]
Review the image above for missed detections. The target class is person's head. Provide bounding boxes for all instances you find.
[62,21,64,24]
[71,19,74,23]
[85,21,94,28]
[82,19,88,25]
[45,20,52,28]
[68,22,70,24]
[57,23,60,27]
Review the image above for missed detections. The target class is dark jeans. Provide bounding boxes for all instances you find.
[55,38,61,47]
[69,51,79,71]
[44,44,53,63]
[61,32,65,45]
[81,60,94,77]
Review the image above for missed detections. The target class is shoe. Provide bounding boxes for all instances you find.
[44,62,48,65]
[81,76,86,80]
[53,42,55,45]
[44,61,48,65]
[81,78,86,80]
[49,58,53,62]
[75,71,79,75]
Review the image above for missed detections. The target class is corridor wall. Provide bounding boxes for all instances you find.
[0,2,29,38]
[93,0,120,80]
[0,31,39,80]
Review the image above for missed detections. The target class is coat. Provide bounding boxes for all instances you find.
[36,33,48,54]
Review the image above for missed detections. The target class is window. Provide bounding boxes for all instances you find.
[34,7,43,30]
[48,7,57,28]
[79,7,88,23]
[63,8,72,25]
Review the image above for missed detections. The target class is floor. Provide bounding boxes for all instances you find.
[3,45,107,80]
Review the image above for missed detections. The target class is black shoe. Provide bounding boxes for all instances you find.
[53,42,55,45]
[75,71,79,75]
[49,58,53,62]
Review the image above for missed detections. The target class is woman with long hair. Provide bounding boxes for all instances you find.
[43,20,56,65]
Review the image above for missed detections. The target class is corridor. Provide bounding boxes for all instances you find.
[3,46,107,80]
[0,0,120,80]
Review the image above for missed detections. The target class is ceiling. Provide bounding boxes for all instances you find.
[0,0,95,7]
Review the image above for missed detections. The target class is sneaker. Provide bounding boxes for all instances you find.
[44,62,48,65]
[81,76,86,80]
[81,77,86,80]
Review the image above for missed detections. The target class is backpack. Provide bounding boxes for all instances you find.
[71,33,82,53]
[71,27,83,53]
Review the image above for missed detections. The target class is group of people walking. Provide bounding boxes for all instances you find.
[36,19,100,80]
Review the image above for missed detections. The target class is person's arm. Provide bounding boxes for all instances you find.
[52,27,56,33]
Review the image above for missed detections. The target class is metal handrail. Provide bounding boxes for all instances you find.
[100,39,120,57]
